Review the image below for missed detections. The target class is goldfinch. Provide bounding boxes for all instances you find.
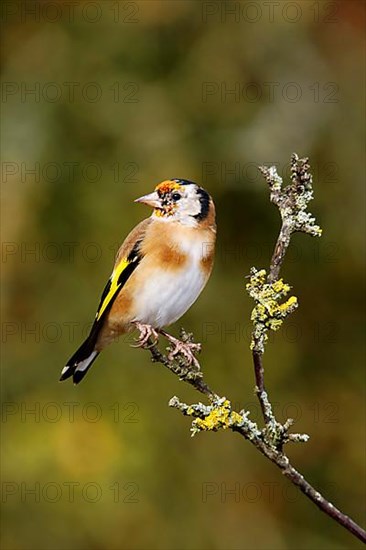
[60,179,216,384]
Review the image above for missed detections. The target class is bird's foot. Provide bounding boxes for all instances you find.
[160,330,201,367]
[132,322,159,348]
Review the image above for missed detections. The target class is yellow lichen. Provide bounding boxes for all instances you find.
[278,296,298,312]
[230,411,244,425]
[247,268,299,352]
[267,319,283,331]
[191,400,244,435]
[193,400,231,431]
[272,279,290,294]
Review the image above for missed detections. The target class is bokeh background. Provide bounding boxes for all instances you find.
[1,1,365,549]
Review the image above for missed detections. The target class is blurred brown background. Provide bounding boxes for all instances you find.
[1,1,365,549]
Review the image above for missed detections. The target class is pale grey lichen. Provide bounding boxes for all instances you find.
[289,153,322,236]
[256,395,309,450]
[288,432,310,443]
[267,165,283,193]
[260,153,322,238]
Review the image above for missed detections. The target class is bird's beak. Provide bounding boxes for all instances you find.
[134,191,161,208]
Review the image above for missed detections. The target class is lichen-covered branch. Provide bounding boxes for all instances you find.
[249,154,322,430]
[259,153,322,284]
[144,327,366,543]
[138,154,366,544]
[146,329,217,400]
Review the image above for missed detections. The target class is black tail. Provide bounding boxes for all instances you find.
[60,333,100,384]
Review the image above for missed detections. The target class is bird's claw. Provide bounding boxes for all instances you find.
[132,322,159,348]
[165,335,201,367]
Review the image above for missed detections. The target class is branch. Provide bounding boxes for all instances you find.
[147,329,217,400]
[250,153,321,427]
[138,154,366,544]
[147,341,365,542]
[260,154,322,284]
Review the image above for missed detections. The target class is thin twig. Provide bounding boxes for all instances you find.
[239,429,366,543]
[252,350,270,424]
[146,333,217,400]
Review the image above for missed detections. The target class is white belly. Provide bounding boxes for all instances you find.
[132,260,206,328]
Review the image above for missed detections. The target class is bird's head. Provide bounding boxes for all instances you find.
[135,179,214,227]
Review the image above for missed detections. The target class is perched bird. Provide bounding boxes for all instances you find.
[60,179,216,384]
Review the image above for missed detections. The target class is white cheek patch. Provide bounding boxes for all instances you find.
[182,199,201,216]
[175,194,201,225]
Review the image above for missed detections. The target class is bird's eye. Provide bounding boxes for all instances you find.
[172,193,181,201]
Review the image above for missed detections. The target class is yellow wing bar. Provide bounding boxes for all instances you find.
[96,258,130,321]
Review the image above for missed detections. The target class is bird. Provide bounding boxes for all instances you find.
[60,179,216,384]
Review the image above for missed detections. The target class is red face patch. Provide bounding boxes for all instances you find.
[155,180,181,195]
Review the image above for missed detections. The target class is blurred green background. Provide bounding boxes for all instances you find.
[1,1,365,549]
